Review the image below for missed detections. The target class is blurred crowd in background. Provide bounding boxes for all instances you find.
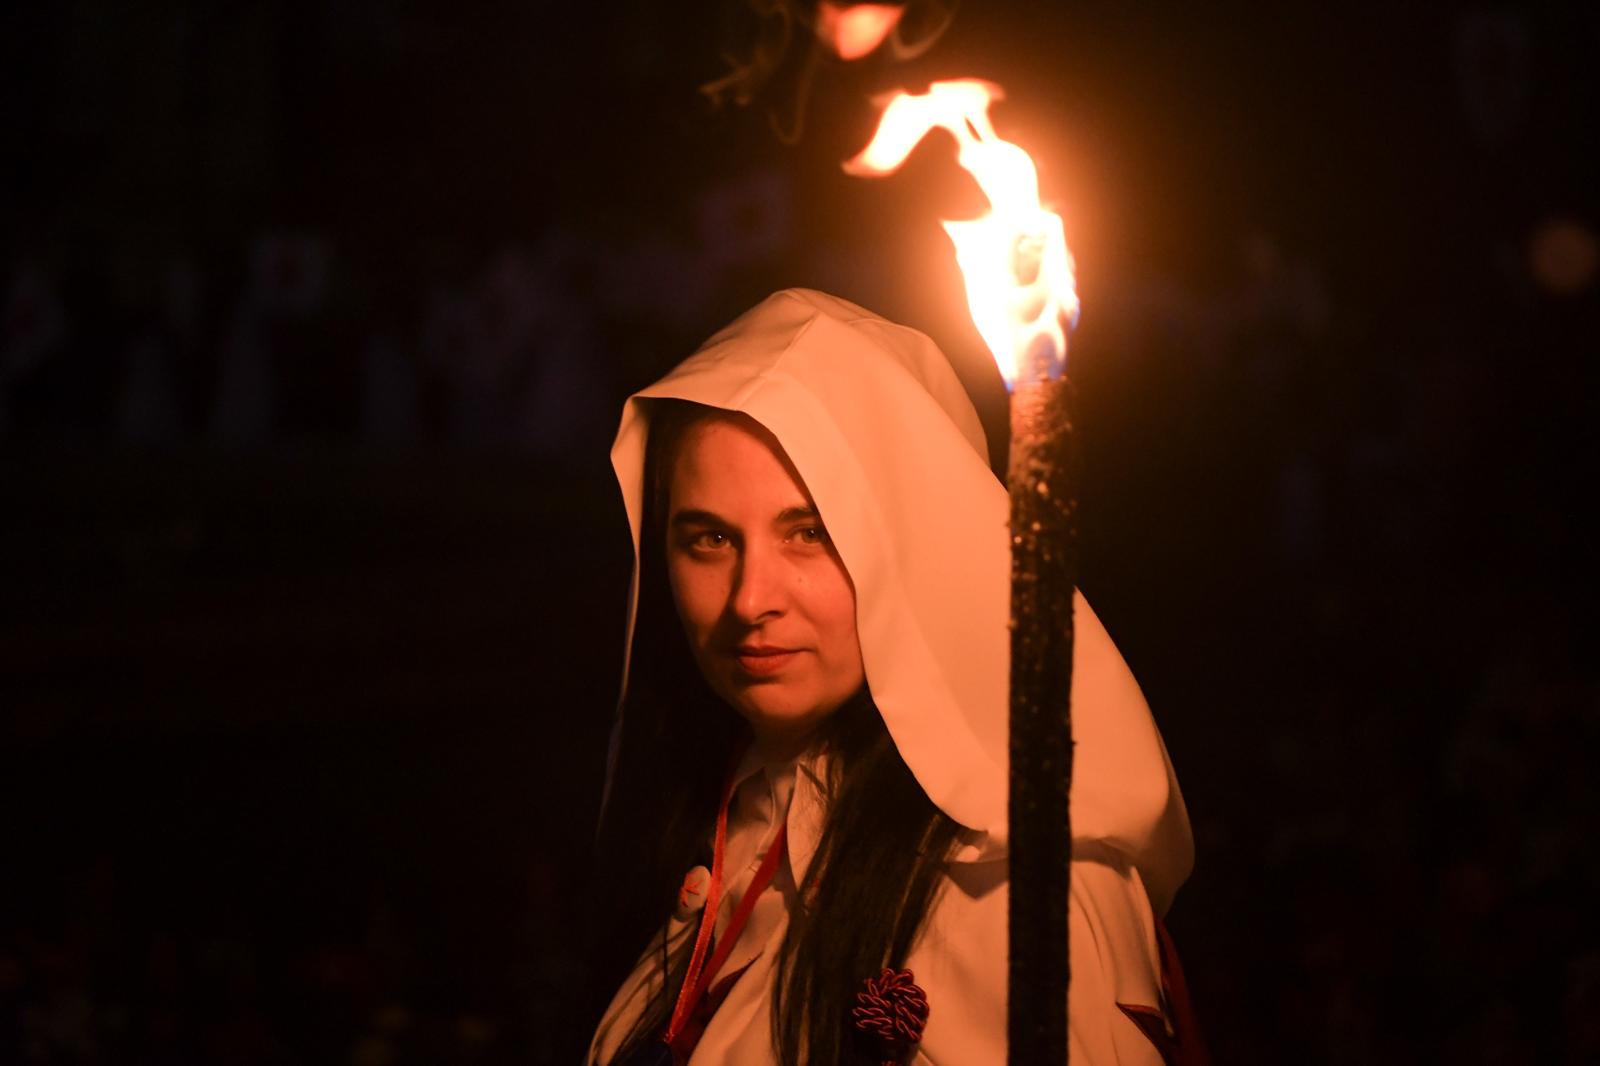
[3,2,1596,1063]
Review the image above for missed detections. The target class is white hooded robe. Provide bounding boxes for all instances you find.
[590,289,1193,1065]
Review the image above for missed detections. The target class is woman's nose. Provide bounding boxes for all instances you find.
[730,542,787,623]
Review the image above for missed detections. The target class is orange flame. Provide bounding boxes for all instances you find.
[816,2,905,60]
[844,79,1078,387]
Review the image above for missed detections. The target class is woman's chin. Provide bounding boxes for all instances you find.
[736,706,826,756]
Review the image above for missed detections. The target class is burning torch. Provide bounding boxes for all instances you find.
[846,79,1080,1064]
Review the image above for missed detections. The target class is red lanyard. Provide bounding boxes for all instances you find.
[662,757,791,1055]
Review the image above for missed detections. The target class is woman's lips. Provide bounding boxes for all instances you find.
[733,647,801,676]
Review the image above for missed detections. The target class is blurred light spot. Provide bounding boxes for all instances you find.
[816,2,904,60]
[372,1003,411,1033]
[1527,219,1597,295]
[457,1015,496,1045]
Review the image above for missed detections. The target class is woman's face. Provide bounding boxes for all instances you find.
[664,412,865,759]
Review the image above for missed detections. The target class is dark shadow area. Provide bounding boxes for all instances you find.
[2,2,1596,1062]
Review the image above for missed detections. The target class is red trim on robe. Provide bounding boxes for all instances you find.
[670,960,756,1065]
[1117,916,1211,1066]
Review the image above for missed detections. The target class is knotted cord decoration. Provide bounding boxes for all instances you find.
[851,967,929,1065]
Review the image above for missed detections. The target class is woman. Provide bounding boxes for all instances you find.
[585,289,1195,1065]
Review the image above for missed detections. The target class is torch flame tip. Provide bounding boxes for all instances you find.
[846,78,1077,386]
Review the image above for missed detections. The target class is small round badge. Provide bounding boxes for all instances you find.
[674,865,711,920]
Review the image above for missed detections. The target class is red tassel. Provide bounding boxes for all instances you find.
[851,967,929,1065]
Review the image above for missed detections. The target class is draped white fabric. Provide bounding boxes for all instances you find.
[593,289,1193,1063]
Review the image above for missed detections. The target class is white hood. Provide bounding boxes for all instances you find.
[609,288,1192,913]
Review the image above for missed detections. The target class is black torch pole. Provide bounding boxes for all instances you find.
[1006,335,1077,1065]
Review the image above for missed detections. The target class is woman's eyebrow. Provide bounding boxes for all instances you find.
[670,508,725,528]
[670,506,820,527]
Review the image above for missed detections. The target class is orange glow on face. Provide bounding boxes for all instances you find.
[844,79,1078,387]
[816,2,905,61]
[666,413,865,761]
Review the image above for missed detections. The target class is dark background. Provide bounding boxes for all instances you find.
[3,2,1596,1063]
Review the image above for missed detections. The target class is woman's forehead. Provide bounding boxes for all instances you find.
[668,411,816,513]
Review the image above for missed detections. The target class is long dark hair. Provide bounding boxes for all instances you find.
[586,400,964,1066]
